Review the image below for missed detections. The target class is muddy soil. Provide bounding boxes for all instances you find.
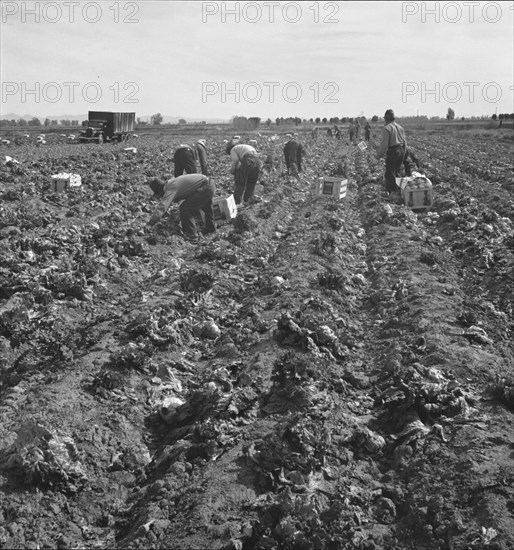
[0,130,513,550]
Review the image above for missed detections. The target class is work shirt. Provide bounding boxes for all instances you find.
[149,174,208,225]
[375,121,407,159]
[195,142,208,175]
[230,144,256,172]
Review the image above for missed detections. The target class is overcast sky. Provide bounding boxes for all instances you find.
[1,1,513,120]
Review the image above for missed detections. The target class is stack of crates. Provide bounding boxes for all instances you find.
[212,194,237,221]
[314,177,348,200]
[50,173,81,192]
[396,172,433,209]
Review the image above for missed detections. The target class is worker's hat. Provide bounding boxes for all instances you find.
[384,109,395,121]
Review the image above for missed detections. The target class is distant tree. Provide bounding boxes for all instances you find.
[461,117,465,121]
[248,117,261,130]
[178,118,186,124]
[491,113,497,120]
[71,120,78,126]
[309,118,314,124]
[44,118,51,126]
[275,117,280,126]
[498,114,504,120]
[60,119,70,126]
[28,117,41,126]
[321,117,327,123]
[341,117,348,123]
[315,117,321,124]
[18,119,27,127]
[151,113,163,125]
[51,119,58,126]
[446,108,455,121]
[265,118,272,127]
[371,115,379,123]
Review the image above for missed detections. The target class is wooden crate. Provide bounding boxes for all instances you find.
[212,194,237,220]
[398,172,433,209]
[315,177,348,199]
[50,173,81,192]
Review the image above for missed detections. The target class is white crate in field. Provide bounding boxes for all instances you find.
[124,147,137,154]
[357,141,367,151]
[213,194,237,220]
[51,173,81,192]
[396,172,433,209]
[315,177,348,200]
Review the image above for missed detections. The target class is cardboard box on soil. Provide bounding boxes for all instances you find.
[314,177,348,200]
[213,194,237,220]
[396,172,433,209]
[51,173,81,192]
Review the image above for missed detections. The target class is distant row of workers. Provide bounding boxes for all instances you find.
[147,113,421,240]
[312,120,372,142]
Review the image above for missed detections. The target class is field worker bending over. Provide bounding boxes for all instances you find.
[148,174,216,242]
[375,109,407,194]
[226,141,262,205]
[173,144,198,177]
[283,134,305,178]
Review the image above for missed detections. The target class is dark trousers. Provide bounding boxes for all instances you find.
[284,144,302,175]
[234,153,261,204]
[179,179,216,237]
[174,147,198,178]
[385,145,405,192]
[365,130,370,141]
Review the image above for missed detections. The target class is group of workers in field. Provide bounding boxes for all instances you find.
[147,109,421,241]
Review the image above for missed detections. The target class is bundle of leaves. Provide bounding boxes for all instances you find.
[179,268,216,292]
[312,231,339,257]
[233,211,258,233]
[113,238,147,257]
[317,270,346,291]
[105,343,152,372]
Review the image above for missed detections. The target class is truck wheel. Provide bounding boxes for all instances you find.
[98,134,103,144]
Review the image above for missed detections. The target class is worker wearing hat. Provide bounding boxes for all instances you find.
[226,141,261,204]
[283,134,305,178]
[375,109,407,194]
[172,139,209,177]
[147,174,216,242]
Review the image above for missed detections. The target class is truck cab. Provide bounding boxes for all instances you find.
[81,119,107,143]
[79,112,135,144]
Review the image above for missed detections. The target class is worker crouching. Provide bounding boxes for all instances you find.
[148,174,216,242]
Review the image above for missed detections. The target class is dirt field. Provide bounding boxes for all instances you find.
[0,127,513,550]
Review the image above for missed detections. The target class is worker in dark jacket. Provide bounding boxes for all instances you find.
[148,174,216,241]
[375,109,407,193]
[173,144,198,177]
[283,134,305,177]
[226,142,261,204]
[403,147,422,176]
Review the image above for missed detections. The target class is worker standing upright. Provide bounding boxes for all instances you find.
[374,109,407,194]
